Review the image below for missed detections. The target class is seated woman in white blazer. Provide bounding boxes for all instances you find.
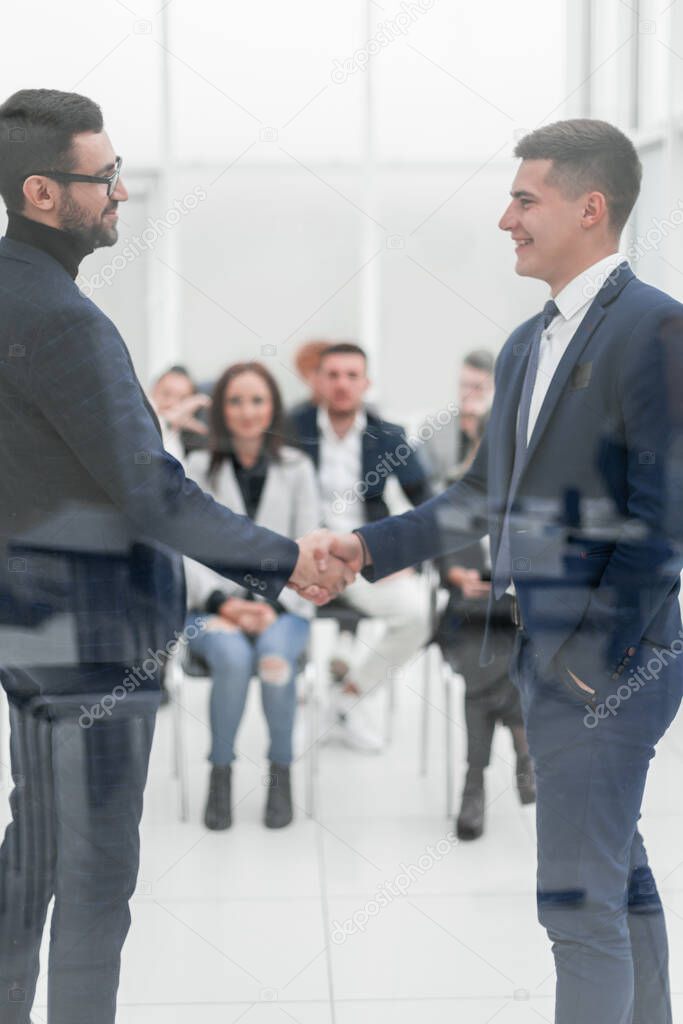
[184,362,321,831]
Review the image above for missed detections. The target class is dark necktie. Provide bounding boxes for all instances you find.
[492,299,559,599]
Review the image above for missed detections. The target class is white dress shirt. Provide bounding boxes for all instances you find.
[317,407,367,534]
[526,252,627,443]
[506,252,627,596]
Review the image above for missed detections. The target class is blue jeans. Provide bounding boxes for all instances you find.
[186,611,309,766]
[512,631,682,1024]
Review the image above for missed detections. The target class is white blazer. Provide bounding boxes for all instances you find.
[183,445,321,620]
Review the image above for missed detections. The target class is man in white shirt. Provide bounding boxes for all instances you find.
[290,343,433,751]
[318,119,683,1023]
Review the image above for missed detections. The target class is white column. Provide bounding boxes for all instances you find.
[147,3,181,381]
[359,0,383,386]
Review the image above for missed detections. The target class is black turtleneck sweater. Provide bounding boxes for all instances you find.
[6,211,93,280]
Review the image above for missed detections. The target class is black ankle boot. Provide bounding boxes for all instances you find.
[204,765,232,830]
[265,763,293,829]
[456,774,485,841]
[516,754,536,805]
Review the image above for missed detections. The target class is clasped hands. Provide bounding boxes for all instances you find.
[288,529,368,605]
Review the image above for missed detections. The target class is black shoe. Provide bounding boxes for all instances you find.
[516,754,536,805]
[265,763,293,829]
[456,784,485,841]
[204,765,232,830]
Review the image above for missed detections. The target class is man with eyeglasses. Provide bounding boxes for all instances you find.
[0,88,352,1024]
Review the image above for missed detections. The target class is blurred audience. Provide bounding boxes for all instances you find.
[149,364,210,460]
[289,342,433,752]
[183,362,321,830]
[425,349,495,486]
[435,352,535,840]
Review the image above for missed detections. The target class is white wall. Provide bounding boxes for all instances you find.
[1,0,566,417]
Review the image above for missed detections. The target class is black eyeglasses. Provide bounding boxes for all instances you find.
[27,155,123,197]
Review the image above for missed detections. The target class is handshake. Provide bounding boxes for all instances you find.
[288,529,370,605]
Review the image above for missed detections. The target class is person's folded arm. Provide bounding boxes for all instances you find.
[28,313,299,601]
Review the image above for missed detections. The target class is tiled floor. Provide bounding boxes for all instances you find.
[23,644,683,1023]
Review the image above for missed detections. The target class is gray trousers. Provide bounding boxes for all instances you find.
[0,666,158,1024]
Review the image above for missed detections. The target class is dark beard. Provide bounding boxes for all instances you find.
[58,190,118,251]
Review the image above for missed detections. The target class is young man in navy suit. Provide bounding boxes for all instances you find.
[322,120,683,1023]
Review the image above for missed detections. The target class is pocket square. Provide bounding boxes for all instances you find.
[570,362,592,390]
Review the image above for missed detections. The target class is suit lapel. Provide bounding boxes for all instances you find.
[512,263,634,495]
[522,301,606,469]
[362,423,381,484]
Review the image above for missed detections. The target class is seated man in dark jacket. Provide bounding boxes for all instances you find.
[435,372,535,840]
[289,342,433,752]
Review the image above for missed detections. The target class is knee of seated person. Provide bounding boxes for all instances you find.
[258,655,291,686]
[628,865,663,914]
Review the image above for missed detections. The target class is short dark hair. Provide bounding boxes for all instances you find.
[0,89,103,213]
[463,349,494,375]
[319,342,367,363]
[514,119,642,235]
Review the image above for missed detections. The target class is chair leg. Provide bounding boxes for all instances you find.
[305,619,339,818]
[444,662,455,820]
[303,661,316,818]
[384,674,396,746]
[169,658,189,823]
[419,643,433,777]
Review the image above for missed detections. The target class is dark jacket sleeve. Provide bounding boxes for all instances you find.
[28,312,299,601]
[357,429,490,580]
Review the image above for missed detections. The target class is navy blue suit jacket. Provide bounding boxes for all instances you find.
[0,237,298,671]
[289,405,433,522]
[359,264,683,681]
